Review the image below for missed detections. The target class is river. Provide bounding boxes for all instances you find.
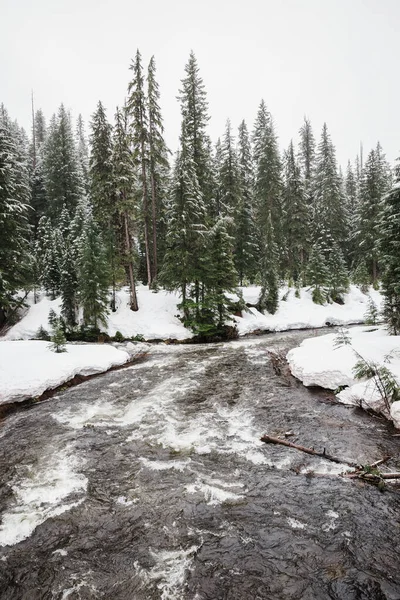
[0,330,399,599]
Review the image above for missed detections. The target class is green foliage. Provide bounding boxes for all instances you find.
[36,325,50,341]
[258,212,279,314]
[352,261,370,293]
[113,330,125,342]
[306,242,328,304]
[379,185,400,334]
[327,243,349,303]
[364,296,379,325]
[49,324,67,353]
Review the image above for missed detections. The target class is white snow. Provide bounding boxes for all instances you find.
[0,340,130,404]
[287,325,400,424]
[234,285,383,335]
[4,285,381,343]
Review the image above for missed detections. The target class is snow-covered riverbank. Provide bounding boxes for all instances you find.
[0,341,143,405]
[287,326,400,428]
[3,284,382,342]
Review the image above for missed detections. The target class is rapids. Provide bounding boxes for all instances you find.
[0,331,400,599]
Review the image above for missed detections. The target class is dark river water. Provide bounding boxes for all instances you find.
[0,331,400,600]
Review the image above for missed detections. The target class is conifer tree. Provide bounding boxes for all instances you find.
[219,119,241,221]
[311,123,347,249]
[306,241,329,304]
[236,120,258,284]
[49,324,67,353]
[345,160,359,265]
[355,144,391,286]
[0,109,31,324]
[89,101,114,228]
[298,117,315,205]
[127,50,152,285]
[161,150,207,320]
[378,181,400,334]
[112,106,138,311]
[258,212,279,314]
[147,56,170,282]
[282,140,309,282]
[58,206,79,328]
[77,209,110,330]
[76,114,89,193]
[43,105,83,220]
[253,100,283,266]
[327,242,349,302]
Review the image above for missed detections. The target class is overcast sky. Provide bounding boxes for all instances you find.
[1,0,399,168]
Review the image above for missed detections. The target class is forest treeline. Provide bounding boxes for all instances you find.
[1,50,400,338]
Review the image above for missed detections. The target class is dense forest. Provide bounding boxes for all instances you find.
[1,50,400,339]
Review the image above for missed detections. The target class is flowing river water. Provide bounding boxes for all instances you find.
[1,331,400,600]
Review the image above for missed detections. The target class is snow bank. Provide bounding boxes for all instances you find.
[4,286,192,342]
[287,326,400,425]
[3,284,381,342]
[0,341,130,405]
[234,285,382,336]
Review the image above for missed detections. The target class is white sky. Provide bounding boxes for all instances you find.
[1,0,399,167]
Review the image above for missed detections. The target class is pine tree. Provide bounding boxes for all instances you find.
[327,242,349,302]
[161,150,207,320]
[311,123,347,249]
[0,109,31,324]
[147,56,170,283]
[127,49,152,285]
[49,324,67,353]
[306,242,329,305]
[76,114,89,193]
[379,182,400,334]
[345,160,359,265]
[282,140,309,282]
[236,120,258,284]
[58,206,78,329]
[258,212,279,314]
[355,143,391,286]
[219,119,241,221]
[253,101,283,268]
[89,101,114,228]
[77,209,110,330]
[298,117,315,207]
[34,109,47,148]
[43,105,83,220]
[112,106,138,311]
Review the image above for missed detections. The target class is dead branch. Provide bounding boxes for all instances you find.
[260,434,360,468]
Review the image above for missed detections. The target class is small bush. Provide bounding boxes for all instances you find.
[36,326,50,341]
[114,330,125,342]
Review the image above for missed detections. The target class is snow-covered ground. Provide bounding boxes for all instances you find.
[287,326,400,428]
[234,285,382,335]
[0,341,132,405]
[3,284,381,342]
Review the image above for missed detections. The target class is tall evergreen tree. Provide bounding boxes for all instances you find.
[258,212,279,314]
[282,140,309,282]
[236,120,258,284]
[0,110,31,324]
[355,143,391,285]
[127,49,152,285]
[112,106,139,311]
[253,100,283,259]
[89,101,114,227]
[306,241,329,305]
[311,123,347,249]
[298,117,315,205]
[379,181,400,334]
[76,114,89,193]
[77,209,110,330]
[147,56,170,283]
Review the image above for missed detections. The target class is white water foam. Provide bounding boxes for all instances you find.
[145,545,200,600]
[0,445,87,547]
[186,477,245,505]
[322,510,339,532]
[139,457,191,472]
[287,517,306,530]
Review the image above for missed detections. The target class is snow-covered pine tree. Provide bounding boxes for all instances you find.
[282,140,309,283]
[126,50,152,286]
[89,101,114,229]
[43,105,84,221]
[219,119,241,222]
[378,177,400,334]
[298,117,316,207]
[235,119,258,284]
[76,114,90,194]
[112,106,138,311]
[34,109,47,148]
[258,212,279,314]
[345,160,359,267]
[0,109,31,324]
[327,241,349,303]
[58,206,79,329]
[147,56,170,283]
[77,208,110,330]
[306,241,329,305]
[355,143,392,286]
[253,100,283,270]
[311,123,347,250]
[161,149,207,322]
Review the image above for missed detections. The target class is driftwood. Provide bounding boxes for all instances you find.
[260,434,400,488]
[260,434,360,468]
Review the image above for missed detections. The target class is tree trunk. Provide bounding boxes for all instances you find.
[123,211,138,311]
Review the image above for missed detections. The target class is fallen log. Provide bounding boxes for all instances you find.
[260,434,360,468]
